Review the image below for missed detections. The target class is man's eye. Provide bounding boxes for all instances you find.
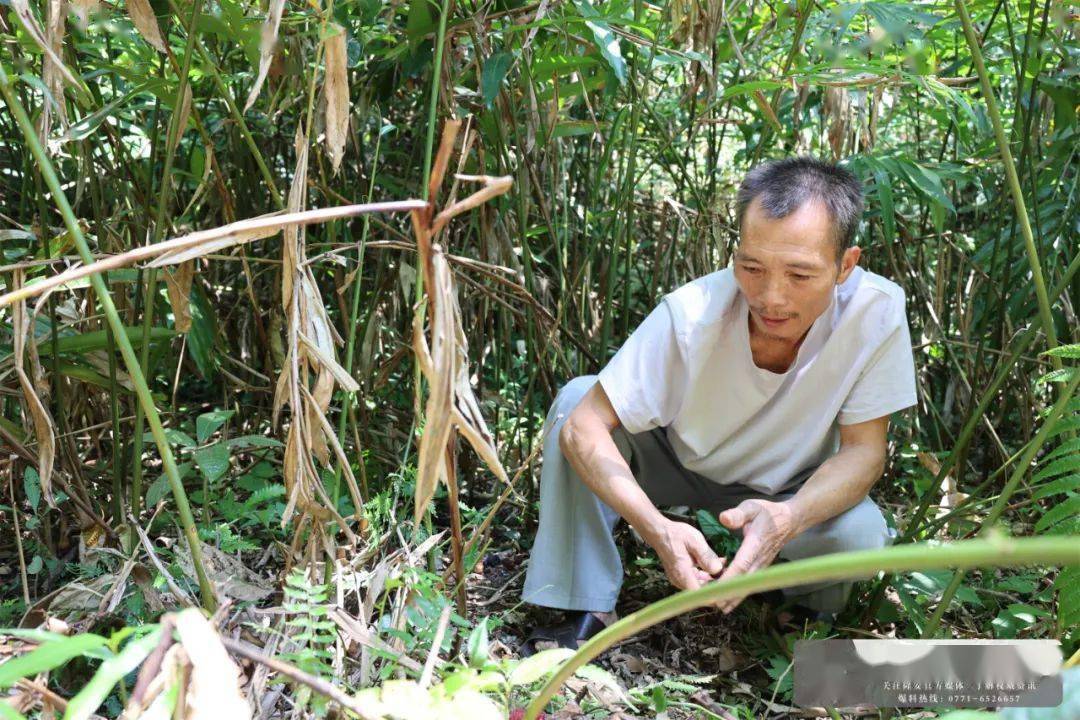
[743,266,762,274]
[792,274,811,281]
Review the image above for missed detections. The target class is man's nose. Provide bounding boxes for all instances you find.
[762,276,787,308]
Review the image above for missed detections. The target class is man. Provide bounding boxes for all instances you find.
[519,158,917,654]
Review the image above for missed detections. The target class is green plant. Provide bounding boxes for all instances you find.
[278,569,337,717]
[523,535,1080,719]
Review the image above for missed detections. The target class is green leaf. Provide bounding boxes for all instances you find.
[466,618,489,667]
[196,409,236,444]
[507,647,574,685]
[575,663,633,706]
[1037,368,1076,386]
[995,576,1038,595]
[765,654,794,696]
[405,0,435,49]
[532,54,599,79]
[65,628,162,720]
[0,633,108,688]
[991,603,1050,639]
[1033,455,1080,483]
[26,556,42,575]
[721,79,784,98]
[695,509,724,538]
[897,587,926,635]
[1055,566,1080,628]
[1035,495,1080,534]
[1046,438,1080,463]
[551,120,599,138]
[149,429,197,447]
[885,156,954,212]
[185,285,219,378]
[863,2,940,42]
[225,434,283,450]
[481,51,513,107]
[572,0,626,84]
[1032,474,1080,501]
[871,162,896,246]
[0,702,28,720]
[1042,344,1080,359]
[145,474,171,508]
[51,327,174,356]
[954,585,982,607]
[23,466,40,511]
[193,442,231,483]
[439,668,504,695]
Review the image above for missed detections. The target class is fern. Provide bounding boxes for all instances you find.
[278,569,337,717]
[1033,348,1079,632]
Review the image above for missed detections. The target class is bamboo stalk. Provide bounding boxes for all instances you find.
[861,250,1080,623]
[524,535,1080,720]
[330,120,384,511]
[953,0,1061,368]
[131,0,206,520]
[0,62,219,611]
[919,368,1080,638]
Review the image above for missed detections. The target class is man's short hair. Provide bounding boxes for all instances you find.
[735,157,865,261]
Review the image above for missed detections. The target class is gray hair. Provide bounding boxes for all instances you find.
[735,157,864,261]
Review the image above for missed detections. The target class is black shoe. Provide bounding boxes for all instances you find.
[518,611,610,657]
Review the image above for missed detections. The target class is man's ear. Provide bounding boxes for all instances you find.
[836,245,861,284]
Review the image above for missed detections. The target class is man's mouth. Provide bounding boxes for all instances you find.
[758,314,792,328]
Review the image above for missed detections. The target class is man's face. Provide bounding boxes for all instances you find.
[733,196,860,343]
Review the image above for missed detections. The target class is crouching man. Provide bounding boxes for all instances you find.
[520,158,917,654]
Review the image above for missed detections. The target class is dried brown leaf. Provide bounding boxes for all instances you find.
[176,543,273,603]
[69,0,100,29]
[299,332,359,393]
[163,261,194,333]
[149,227,280,267]
[281,423,301,526]
[1,202,425,309]
[323,24,349,173]
[126,0,167,53]
[12,272,56,508]
[38,0,68,144]
[168,83,192,156]
[244,0,286,111]
[282,128,309,311]
[430,174,513,235]
[10,0,81,88]
[412,249,459,523]
[173,608,252,720]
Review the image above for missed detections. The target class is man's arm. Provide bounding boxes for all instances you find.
[560,382,726,595]
[783,415,889,535]
[713,415,890,613]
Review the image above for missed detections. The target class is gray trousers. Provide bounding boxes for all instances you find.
[522,375,898,616]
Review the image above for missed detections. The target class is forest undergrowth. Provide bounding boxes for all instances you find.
[0,0,1078,718]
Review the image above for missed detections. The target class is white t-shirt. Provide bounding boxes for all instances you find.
[596,266,917,495]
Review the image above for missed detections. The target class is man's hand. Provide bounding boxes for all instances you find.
[713,499,802,614]
[643,518,727,603]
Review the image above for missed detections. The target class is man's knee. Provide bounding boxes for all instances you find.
[783,496,893,563]
[544,374,630,469]
[818,497,893,553]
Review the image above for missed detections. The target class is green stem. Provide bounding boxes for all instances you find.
[131,0,206,519]
[331,121,384,510]
[406,0,452,517]
[953,0,1060,367]
[421,0,452,205]
[919,368,1080,638]
[0,63,218,612]
[861,249,1080,623]
[524,535,1080,720]
[189,33,284,210]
